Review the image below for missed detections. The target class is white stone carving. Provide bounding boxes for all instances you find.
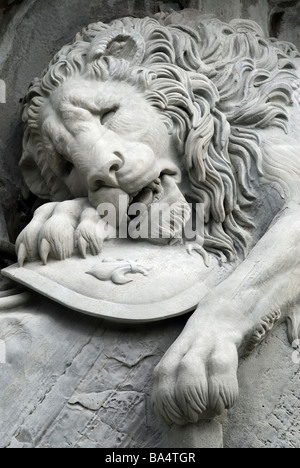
[87,258,152,285]
[4,8,300,429]
[3,241,230,322]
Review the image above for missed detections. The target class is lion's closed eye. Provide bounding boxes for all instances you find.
[100,108,118,125]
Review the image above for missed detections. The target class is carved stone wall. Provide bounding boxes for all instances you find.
[0,0,299,448]
[0,296,298,448]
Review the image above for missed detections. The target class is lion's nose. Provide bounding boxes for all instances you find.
[87,153,123,191]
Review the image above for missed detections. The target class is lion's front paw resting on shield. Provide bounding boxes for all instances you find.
[152,308,240,425]
[16,199,116,266]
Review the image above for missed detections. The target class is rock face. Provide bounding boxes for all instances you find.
[0,297,186,448]
[0,0,300,449]
[0,298,298,448]
[224,324,300,448]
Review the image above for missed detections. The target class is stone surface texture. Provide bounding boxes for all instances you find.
[188,0,300,49]
[0,297,186,448]
[0,298,298,448]
[0,297,298,448]
[0,0,300,449]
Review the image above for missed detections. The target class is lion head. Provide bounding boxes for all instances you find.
[21,9,300,260]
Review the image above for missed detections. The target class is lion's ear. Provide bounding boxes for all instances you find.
[88,30,145,65]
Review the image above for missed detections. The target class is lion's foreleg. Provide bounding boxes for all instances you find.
[152,205,300,425]
[183,205,300,357]
[16,198,91,265]
[75,207,117,258]
[210,206,300,352]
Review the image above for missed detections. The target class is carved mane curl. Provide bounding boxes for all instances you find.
[21,9,300,260]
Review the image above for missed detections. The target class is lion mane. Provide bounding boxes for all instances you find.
[21,9,300,261]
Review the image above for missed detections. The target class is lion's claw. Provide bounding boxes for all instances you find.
[77,236,88,259]
[16,202,59,266]
[38,211,76,263]
[15,199,113,266]
[17,242,27,267]
[39,238,51,265]
[75,207,107,258]
[76,233,103,258]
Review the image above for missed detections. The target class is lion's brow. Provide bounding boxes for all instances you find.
[66,92,118,115]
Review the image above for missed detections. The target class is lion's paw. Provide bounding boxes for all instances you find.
[38,211,77,264]
[16,199,108,265]
[75,208,106,258]
[16,202,59,266]
[152,331,239,425]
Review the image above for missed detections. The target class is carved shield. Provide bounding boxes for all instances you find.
[2,240,233,322]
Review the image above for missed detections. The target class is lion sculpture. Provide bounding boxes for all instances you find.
[16,9,300,425]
